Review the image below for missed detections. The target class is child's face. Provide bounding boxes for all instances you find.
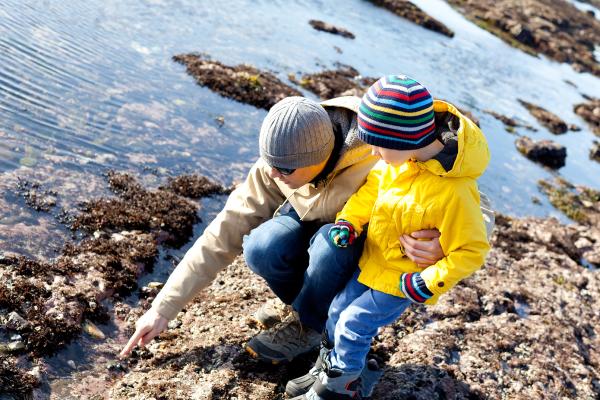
[370,146,415,166]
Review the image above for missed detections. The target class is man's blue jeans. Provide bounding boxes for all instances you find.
[242,209,364,332]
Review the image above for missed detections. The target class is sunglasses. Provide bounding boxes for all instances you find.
[274,166,296,176]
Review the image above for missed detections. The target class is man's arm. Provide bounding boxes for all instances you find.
[401,190,494,268]
[120,159,284,356]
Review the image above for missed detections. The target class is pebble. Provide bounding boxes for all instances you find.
[83,321,106,340]
[67,360,76,369]
[28,366,43,382]
[147,281,164,289]
[107,361,127,373]
[7,311,29,330]
[168,320,182,329]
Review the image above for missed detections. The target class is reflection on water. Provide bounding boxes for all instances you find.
[1,0,600,397]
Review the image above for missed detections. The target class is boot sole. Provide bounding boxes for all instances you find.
[244,345,284,365]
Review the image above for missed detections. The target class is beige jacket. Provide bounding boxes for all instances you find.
[152,96,378,320]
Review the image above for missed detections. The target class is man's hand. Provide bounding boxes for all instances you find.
[400,229,443,268]
[119,308,168,358]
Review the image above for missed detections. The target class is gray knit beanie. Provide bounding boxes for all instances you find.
[259,96,334,169]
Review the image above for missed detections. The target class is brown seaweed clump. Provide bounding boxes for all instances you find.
[161,174,232,199]
[446,0,600,78]
[0,356,39,397]
[291,66,376,99]
[0,255,90,356]
[366,0,454,37]
[484,109,537,132]
[172,53,301,110]
[72,171,199,247]
[574,97,600,137]
[538,178,600,226]
[518,99,569,134]
[591,140,600,163]
[309,20,355,39]
[515,136,566,168]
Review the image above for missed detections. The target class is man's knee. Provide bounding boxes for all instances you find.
[242,217,305,276]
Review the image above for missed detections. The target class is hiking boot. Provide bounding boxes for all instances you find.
[251,297,293,329]
[245,312,321,364]
[285,334,333,397]
[358,358,384,399]
[289,363,362,400]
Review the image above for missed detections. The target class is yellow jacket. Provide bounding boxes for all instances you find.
[336,100,491,303]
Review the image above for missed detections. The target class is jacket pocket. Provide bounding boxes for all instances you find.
[383,204,426,263]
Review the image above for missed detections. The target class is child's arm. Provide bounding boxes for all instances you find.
[400,183,490,302]
[334,162,383,236]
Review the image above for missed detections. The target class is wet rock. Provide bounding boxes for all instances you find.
[83,321,106,340]
[446,0,600,77]
[290,66,376,99]
[538,178,600,225]
[15,178,58,212]
[7,341,25,352]
[147,282,164,289]
[484,109,537,131]
[172,53,301,110]
[518,99,568,134]
[161,174,231,199]
[107,361,128,373]
[574,97,600,136]
[591,141,600,162]
[515,136,566,168]
[309,20,355,39]
[6,311,29,331]
[366,0,454,38]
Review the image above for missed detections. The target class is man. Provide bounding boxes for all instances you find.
[120,96,475,363]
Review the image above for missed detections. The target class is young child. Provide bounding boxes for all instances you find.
[287,75,491,400]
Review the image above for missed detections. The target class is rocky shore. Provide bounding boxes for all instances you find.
[2,158,599,400]
[102,203,600,400]
[446,0,600,78]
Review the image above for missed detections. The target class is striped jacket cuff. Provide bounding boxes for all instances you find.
[400,272,434,303]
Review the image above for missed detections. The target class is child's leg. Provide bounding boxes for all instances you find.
[330,288,412,373]
[325,269,368,345]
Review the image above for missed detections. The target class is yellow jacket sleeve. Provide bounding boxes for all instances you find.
[335,164,381,235]
[420,181,491,296]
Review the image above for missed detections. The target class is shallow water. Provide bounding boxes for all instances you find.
[0,0,600,397]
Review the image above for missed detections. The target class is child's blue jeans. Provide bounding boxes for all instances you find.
[326,269,412,373]
[242,208,365,332]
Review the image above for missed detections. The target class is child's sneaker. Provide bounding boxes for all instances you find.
[358,358,384,399]
[285,336,333,397]
[289,363,362,400]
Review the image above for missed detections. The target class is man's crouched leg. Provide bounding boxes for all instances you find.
[245,223,363,363]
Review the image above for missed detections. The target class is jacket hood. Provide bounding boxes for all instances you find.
[420,100,490,179]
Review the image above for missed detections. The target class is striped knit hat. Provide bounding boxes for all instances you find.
[357,75,436,150]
